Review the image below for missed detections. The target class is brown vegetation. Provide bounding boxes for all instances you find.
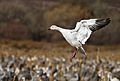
[0,40,120,61]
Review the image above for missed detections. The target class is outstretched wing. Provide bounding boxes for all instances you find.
[73,18,111,44]
[76,26,92,44]
[73,19,97,32]
[89,18,111,32]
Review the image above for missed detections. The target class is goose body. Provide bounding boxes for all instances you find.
[58,28,83,48]
[49,18,111,60]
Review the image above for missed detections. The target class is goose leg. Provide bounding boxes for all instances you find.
[70,48,77,61]
[79,46,87,56]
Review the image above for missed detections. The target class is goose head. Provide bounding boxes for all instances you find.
[48,25,58,30]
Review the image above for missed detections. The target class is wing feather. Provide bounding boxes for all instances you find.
[72,21,92,45]
[89,18,111,31]
[76,27,92,44]
[73,18,110,44]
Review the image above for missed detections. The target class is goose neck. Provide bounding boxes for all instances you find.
[55,27,63,31]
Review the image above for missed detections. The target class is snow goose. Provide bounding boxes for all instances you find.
[48,18,111,60]
[107,72,120,81]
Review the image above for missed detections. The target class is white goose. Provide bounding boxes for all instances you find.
[48,18,111,60]
[107,72,120,81]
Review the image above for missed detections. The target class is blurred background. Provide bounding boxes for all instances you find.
[0,0,119,44]
[0,0,119,81]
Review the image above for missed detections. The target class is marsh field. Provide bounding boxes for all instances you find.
[0,40,120,81]
[0,40,120,60]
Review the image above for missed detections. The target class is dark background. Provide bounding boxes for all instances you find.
[0,0,120,44]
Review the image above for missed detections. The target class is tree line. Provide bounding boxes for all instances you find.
[0,0,120,44]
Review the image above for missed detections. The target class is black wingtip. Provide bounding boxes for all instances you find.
[90,18,111,32]
[106,18,111,23]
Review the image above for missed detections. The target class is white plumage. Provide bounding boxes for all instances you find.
[49,18,110,60]
[107,72,120,81]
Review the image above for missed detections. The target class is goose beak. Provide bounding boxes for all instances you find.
[48,28,50,30]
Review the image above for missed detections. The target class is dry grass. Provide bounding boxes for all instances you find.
[0,40,120,61]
